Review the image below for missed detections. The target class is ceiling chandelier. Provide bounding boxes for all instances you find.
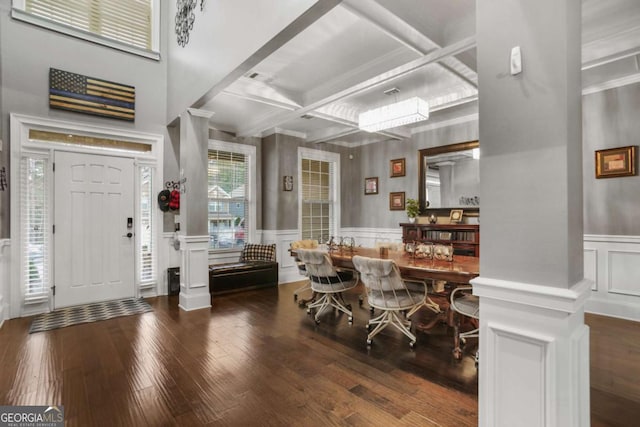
[358,96,429,133]
[175,0,205,47]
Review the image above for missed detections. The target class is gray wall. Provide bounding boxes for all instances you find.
[261,133,346,231]
[583,82,640,235]
[0,1,170,238]
[343,122,479,228]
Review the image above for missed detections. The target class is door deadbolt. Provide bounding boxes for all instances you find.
[123,232,133,238]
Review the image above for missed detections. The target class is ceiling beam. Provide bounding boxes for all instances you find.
[191,0,343,111]
[236,35,477,137]
[342,0,477,87]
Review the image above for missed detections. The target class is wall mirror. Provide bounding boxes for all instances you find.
[418,140,480,212]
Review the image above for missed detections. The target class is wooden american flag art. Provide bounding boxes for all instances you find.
[49,68,135,121]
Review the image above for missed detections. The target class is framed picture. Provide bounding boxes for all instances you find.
[283,175,293,191]
[364,177,378,195]
[450,209,463,223]
[390,158,406,178]
[595,146,637,178]
[389,192,405,210]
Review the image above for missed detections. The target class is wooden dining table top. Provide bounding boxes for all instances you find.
[295,247,480,285]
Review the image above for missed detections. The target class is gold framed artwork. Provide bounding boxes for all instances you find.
[595,146,636,178]
[449,209,463,223]
[389,192,405,210]
[364,177,378,195]
[390,158,406,177]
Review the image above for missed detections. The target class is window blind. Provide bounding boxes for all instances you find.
[139,166,156,285]
[21,156,49,300]
[301,158,333,242]
[25,0,152,50]
[208,150,249,250]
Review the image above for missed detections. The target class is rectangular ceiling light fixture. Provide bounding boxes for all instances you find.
[358,97,429,132]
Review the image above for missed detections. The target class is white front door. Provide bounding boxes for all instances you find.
[54,151,135,308]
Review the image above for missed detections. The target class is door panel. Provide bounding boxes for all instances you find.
[54,151,135,308]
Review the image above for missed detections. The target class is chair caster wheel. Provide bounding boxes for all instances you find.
[348,317,353,324]
[315,319,320,325]
[307,308,311,314]
[409,341,416,349]
[346,304,352,311]
[359,299,363,307]
[367,339,372,346]
[370,307,374,314]
[294,294,298,301]
[366,324,372,332]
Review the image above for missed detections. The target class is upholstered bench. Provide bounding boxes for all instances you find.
[209,243,278,294]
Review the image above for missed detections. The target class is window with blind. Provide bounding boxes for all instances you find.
[300,155,337,243]
[12,0,159,58]
[21,156,49,300]
[208,150,248,250]
[139,166,156,286]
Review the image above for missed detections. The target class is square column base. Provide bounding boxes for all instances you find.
[472,277,592,427]
[178,235,211,312]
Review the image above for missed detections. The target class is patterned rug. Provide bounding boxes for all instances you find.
[29,297,153,333]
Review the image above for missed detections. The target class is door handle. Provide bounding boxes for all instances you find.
[123,232,133,238]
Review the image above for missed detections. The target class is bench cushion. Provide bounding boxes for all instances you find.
[240,243,277,262]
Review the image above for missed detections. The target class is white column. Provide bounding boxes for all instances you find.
[476,0,590,425]
[178,235,211,311]
[178,108,214,311]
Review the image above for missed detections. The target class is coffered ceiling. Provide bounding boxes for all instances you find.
[199,0,640,146]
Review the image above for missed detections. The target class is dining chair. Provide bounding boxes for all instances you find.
[289,239,319,305]
[352,255,427,348]
[450,286,479,362]
[295,248,358,325]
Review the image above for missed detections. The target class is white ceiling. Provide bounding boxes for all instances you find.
[200,0,640,146]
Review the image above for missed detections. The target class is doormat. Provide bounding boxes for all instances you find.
[29,297,153,333]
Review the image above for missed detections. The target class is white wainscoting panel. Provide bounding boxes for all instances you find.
[0,239,10,328]
[178,235,211,311]
[261,229,300,284]
[584,234,640,321]
[158,233,181,295]
[583,248,597,291]
[487,322,553,427]
[474,277,591,427]
[608,250,640,296]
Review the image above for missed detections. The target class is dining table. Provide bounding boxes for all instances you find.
[326,247,479,285]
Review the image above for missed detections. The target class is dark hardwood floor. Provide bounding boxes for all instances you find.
[0,281,638,426]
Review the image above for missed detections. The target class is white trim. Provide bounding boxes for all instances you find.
[11,1,160,60]
[207,139,257,249]
[188,108,215,119]
[584,234,640,244]
[10,113,163,318]
[471,276,592,314]
[582,73,640,96]
[262,127,307,140]
[298,147,341,240]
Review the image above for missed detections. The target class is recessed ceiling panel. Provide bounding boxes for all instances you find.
[205,93,287,133]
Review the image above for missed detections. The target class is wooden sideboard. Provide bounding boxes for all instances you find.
[400,223,480,257]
